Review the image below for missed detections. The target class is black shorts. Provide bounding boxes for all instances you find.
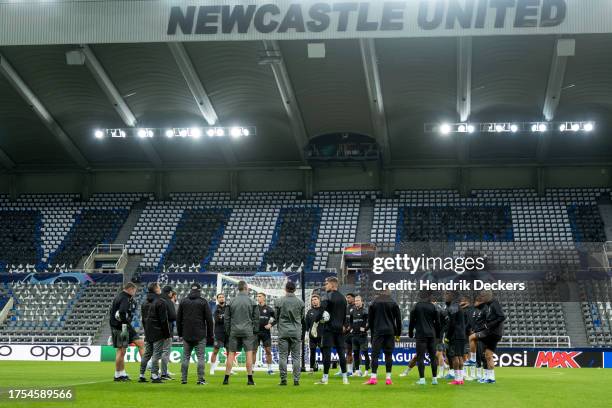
[309,336,322,349]
[352,335,368,350]
[481,334,502,352]
[111,326,138,349]
[447,339,465,358]
[257,332,272,348]
[214,332,226,348]
[345,333,353,346]
[322,331,345,349]
[372,335,395,352]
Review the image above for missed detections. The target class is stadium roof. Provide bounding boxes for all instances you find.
[0,34,611,171]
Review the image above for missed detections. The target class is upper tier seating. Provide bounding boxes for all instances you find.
[261,207,321,272]
[0,210,42,272]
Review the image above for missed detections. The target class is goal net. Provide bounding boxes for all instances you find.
[214,272,316,371]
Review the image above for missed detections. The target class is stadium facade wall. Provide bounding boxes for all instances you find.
[1,166,610,197]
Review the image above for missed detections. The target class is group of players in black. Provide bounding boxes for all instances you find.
[109,277,505,386]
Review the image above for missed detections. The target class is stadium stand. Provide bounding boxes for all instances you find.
[579,279,612,346]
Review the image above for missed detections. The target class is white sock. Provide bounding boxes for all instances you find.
[347,363,353,372]
[490,370,496,381]
[267,364,272,370]
[407,366,413,373]
[449,369,455,376]
[470,352,476,361]
[455,372,463,381]
[370,373,377,379]
[322,374,329,381]
[115,371,121,378]
[120,370,127,377]
[385,373,391,380]
[485,369,491,380]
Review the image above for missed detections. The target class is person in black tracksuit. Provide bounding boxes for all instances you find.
[472,300,487,377]
[210,293,227,374]
[305,294,322,372]
[109,282,144,381]
[367,291,402,384]
[139,282,170,383]
[409,290,440,382]
[445,291,466,384]
[256,293,275,373]
[159,286,177,379]
[475,290,506,382]
[177,282,214,384]
[317,277,348,383]
[350,295,370,375]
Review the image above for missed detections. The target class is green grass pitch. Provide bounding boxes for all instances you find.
[0,362,611,408]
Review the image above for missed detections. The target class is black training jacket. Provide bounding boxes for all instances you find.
[141,292,171,343]
[161,293,177,333]
[368,294,402,337]
[445,301,466,341]
[109,291,134,329]
[258,304,275,333]
[213,304,227,339]
[350,306,368,337]
[319,290,347,334]
[177,289,214,345]
[484,299,506,337]
[409,301,441,339]
[473,303,487,333]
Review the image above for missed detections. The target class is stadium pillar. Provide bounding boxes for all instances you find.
[537,167,545,196]
[8,172,17,201]
[81,171,93,200]
[380,168,392,198]
[458,168,469,197]
[230,171,239,200]
[154,171,166,201]
[303,169,313,200]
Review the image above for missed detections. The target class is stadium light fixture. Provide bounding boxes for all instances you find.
[559,124,566,132]
[242,128,250,136]
[571,123,580,132]
[165,129,174,138]
[230,127,242,138]
[206,128,215,137]
[539,123,547,132]
[190,128,202,138]
[137,128,147,138]
[215,128,225,137]
[94,130,104,139]
[440,123,451,135]
[584,122,594,132]
[510,124,518,133]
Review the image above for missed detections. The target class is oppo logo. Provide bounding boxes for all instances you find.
[0,345,12,357]
[29,346,92,360]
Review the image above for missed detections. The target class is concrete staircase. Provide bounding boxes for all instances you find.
[355,198,374,242]
[598,203,612,242]
[562,282,589,347]
[114,200,147,245]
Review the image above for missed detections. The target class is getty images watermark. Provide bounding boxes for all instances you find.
[371,254,526,291]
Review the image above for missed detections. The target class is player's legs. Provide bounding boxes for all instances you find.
[351,337,361,374]
[115,347,126,373]
[181,340,194,383]
[139,341,154,380]
[278,337,289,383]
[345,338,353,373]
[335,334,347,374]
[427,338,438,378]
[160,337,172,377]
[195,339,206,383]
[382,335,394,384]
[309,339,319,371]
[133,338,145,357]
[150,340,164,380]
[415,338,427,379]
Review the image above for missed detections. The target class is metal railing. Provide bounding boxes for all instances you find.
[82,244,127,273]
[498,335,571,348]
[0,335,92,345]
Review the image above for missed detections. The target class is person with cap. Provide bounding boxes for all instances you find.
[139,282,170,383]
[159,285,177,380]
[273,281,305,386]
[176,282,214,385]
